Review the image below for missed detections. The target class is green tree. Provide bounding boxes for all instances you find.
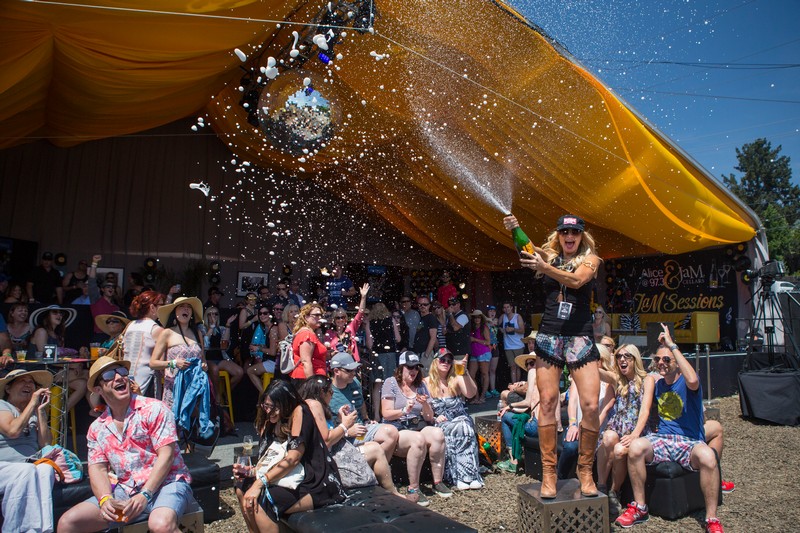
[724,138,800,273]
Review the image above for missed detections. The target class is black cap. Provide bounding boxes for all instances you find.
[42,252,53,260]
[557,215,585,232]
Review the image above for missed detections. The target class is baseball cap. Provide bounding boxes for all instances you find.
[557,215,585,232]
[486,305,496,310]
[434,348,453,359]
[398,350,421,367]
[330,351,360,370]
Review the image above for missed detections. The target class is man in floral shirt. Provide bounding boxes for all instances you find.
[58,356,193,532]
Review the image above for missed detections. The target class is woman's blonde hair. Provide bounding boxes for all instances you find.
[293,303,324,334]
[282,304,299,326]
[596,344,614,372]
[540,229,600,274]
[613,344,647,397]
[425,356,459,399]
[369,302,390,321]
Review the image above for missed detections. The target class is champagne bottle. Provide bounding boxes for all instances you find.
[709,260,719,289]
[510,225,535,255]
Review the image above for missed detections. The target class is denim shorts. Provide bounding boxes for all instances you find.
[535,334,599,369]
[90,480,193,523]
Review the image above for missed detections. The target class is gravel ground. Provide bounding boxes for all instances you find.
[206,395,800,532]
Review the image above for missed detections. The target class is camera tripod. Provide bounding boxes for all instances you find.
[745,276,800,369]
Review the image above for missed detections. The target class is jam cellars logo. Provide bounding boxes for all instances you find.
[634,259,725,313]
[638,259,705,290]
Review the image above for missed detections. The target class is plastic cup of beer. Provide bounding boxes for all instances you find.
[454,357,466,376]
[90,343,101,360]
[16,350,26,362]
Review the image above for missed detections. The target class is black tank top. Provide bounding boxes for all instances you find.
[538,258,594,337]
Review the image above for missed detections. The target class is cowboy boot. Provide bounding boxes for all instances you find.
[538,424,558,499]
[578,425,599,497]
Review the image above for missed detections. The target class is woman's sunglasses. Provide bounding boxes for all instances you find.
[616,352,634,361]
[559,228,582,236]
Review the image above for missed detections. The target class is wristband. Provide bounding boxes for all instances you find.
[98,494,112,507]
[340,424,349,437]
[168,360,175,370]
[91,263,98,268]
[668,344,678,352]
[139,489,153,504]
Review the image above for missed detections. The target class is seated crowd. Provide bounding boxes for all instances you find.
[0,258,734,532]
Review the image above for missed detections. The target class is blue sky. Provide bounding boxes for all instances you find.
[510,0,800,186]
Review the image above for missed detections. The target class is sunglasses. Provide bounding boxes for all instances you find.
[559,228,582,236]
[334,315,347,320]
[438,358,453,365]
[100,366,129,382]
[106,319,122,325]
[418,302,430,307]
[405,365,421,371]
[652,356,672,364]
[207,312,219,316]
[338,367,357,374]
[616,352,634,361]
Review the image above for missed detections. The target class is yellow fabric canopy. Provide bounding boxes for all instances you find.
[0,0,758,269]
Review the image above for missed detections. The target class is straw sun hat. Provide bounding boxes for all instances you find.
[88,356,131,389]
[0,369,53,399]
[157,296,203,326]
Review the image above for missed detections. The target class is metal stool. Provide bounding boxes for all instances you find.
[217,370,234,424]
[261,372,274,393]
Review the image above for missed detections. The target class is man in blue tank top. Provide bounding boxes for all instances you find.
[615,324,724,533]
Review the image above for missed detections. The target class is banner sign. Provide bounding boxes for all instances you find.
[609,248,739,345]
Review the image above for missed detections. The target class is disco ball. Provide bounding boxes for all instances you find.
[258,70,340,155]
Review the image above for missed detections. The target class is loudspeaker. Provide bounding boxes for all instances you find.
[778,293,800,357]
[647,322,675,355]
[739,369,800,426]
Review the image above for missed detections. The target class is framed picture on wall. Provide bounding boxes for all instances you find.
[237,271,269,296]
[96,267,125,291]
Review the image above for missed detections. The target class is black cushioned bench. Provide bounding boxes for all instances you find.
[49,452,220,528]
[283,485,476,533]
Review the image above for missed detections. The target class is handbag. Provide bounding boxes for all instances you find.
[31,444,84,484]
[256,439,304,489]
[331,438,377,489]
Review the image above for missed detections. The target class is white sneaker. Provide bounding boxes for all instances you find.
[456,481,471,491]
[469,480,484,490]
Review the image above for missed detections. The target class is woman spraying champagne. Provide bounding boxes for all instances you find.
[503,213,603,499]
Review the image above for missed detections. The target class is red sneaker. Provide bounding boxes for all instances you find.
[705,518,725,533]
[614,503,649,528]
[721,480,735,494]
